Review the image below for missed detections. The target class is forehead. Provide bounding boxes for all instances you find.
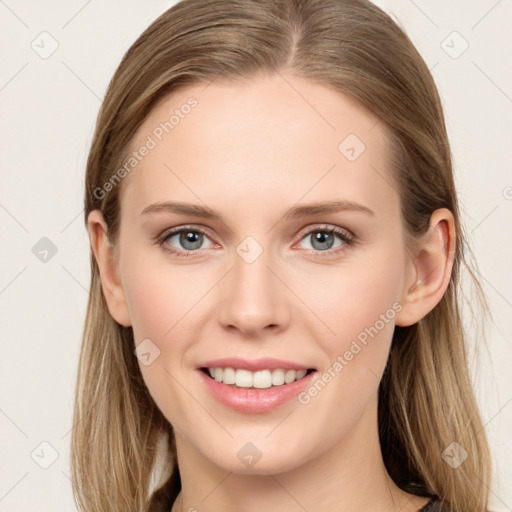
[121,73,398,220]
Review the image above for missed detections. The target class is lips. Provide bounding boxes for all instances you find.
[196,357,317,413]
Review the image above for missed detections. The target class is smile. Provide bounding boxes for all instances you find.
[202,367,314,389]
[197,360,318,413]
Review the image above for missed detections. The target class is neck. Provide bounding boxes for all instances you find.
[170,396,427,512]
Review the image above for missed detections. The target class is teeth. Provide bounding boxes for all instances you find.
[235,369,253,388]
[271,369,285,386]
[284,369,296,384]
[222,367,236,385]
[253,370,272,389]
[296,369,307,379]
[206,367,310,388]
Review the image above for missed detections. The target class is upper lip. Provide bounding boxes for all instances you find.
[197,357,315,372]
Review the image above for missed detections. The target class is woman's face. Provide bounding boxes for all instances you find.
[107,73,418,473]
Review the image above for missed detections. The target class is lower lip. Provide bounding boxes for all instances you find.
[198,369,316,414]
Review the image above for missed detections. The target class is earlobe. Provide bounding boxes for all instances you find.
[87,210,132,327]
[395,208,456,327]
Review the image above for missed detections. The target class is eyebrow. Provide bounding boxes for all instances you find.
[140,200,374,221]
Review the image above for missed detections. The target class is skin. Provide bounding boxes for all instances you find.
[88,73,455,512]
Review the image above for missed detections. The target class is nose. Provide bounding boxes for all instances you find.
[217,247,290,337]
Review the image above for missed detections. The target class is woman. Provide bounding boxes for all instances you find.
[71,0,492,511]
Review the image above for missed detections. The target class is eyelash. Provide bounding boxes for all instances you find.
[155,224,356,258]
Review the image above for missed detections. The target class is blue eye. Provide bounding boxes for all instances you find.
[297,226,354,253]
[158,227,215,256]
[156,224,355,257]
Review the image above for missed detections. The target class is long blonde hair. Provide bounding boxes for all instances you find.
[71,0,492,510]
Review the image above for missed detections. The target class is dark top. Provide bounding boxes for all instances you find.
[419,499,445,511]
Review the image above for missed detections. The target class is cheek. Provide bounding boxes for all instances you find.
[120,253,206,428]
[303,247,405,399]
[124,272,175,343]
[120,246,197,345]
[309,251,404,345]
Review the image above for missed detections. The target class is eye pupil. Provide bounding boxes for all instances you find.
[311,231,335,250]
[181,231,202,250]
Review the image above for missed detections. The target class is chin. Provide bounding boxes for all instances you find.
[199,434,314,476]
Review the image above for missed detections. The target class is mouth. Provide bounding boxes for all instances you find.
[196,357,318,413]
[200,367,316,389]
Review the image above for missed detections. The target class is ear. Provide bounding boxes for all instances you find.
[395,208,456,327]
[87,209,132,327]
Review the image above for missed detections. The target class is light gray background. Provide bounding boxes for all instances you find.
[0,1,511,510]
